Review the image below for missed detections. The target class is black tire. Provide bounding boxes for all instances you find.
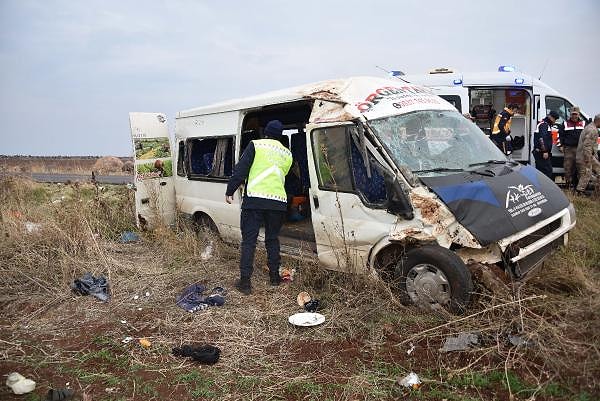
[395,245,473,314]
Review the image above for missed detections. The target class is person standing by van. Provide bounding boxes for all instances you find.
[491,103,519,155]
[533,111,560,179]
[575,114,600,195]
[225,120,293,295]
[557,106,586,189]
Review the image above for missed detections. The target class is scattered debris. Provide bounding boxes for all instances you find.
[280,267,295,282]
[120,320,127,324]
[200,242,214,260]
[398,372,421,389]
[45,388,74,401]
[137,307,142,311]
[133,295,139,300]
[508,333,530,347]
[121,336,133,344]
[120,231,140,243]
[288,312,325,327]
[145,291,151,297]
[139,338,151,348]
[439,332,479,352]
[297,291,311,306]
[71,272,110,302]
[303,299,320,312]
[24,221,42,234]
[176,283,226,312]
[172,345,220,364]
[6,372,36,395]
[407,343,416,355]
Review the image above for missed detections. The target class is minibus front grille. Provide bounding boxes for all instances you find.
[512,236,564,278]
[513,218,562,249]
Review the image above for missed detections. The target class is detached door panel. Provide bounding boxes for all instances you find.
[129,112,176,229]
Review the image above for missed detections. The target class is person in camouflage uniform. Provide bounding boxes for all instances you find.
[575,114,600,194]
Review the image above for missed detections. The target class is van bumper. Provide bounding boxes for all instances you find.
[497,204,576,277]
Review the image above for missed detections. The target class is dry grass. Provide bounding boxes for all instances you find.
[0,177,599,400]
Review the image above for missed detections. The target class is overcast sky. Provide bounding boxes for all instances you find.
[1,0,599,156]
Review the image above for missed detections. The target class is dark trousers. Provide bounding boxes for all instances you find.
[240,209,286,280]
[534,154,553,179]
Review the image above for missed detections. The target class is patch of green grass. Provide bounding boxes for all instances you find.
[176,371,217,399]
[140,382,159,398]
[236,375,260,390]
[25,394,42,401]
[285,380,324,398]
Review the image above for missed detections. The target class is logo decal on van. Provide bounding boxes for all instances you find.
[505,184,548,218]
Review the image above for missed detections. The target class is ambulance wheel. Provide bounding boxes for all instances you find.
[395,245,473,314]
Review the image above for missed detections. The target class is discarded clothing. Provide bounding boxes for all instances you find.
[46,388,74,401]
[120,231,140,243]
[6,372,36,395]
[172,344,220,364]
[71,273,110,302]
[176,283,226,312]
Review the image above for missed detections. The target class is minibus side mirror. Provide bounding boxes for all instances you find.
[385,176,414,220]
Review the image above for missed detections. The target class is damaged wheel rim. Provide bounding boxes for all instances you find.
[406,263,451,306]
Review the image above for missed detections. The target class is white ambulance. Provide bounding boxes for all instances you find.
[400,66,592,177]
[129,76,575,313]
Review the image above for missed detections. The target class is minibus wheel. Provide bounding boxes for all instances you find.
[395,245,473,314]
[193,213,219,239]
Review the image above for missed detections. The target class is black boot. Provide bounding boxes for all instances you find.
[235,277,251,295]
[269,271,281,286]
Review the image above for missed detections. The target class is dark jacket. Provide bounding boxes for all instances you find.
[534,117,554,154]
[558,118,586,147]
[225,142,289,211]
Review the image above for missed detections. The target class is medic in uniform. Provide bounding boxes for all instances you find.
[491,103,520,155]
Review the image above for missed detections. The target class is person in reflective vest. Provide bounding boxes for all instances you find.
[491,103,520,155]
[558,106,586,189]
[533,111,560,179]
[225,120,293,295]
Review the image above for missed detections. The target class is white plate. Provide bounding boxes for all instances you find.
[288,312,325,327]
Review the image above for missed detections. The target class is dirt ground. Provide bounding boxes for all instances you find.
[0,178,599,401]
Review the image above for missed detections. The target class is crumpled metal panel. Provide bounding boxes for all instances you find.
[390,187,480,249]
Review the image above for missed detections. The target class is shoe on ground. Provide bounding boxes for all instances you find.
[269,274,282,286]
[235,279,251,295]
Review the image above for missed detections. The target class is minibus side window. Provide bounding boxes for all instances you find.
[176,140,186,177]
[187,136,234,180]
[349,137,387,205]
[312,127,353,192]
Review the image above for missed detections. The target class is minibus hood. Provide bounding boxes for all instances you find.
[419,164,569,246]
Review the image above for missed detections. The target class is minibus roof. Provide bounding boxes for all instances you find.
[177,76,455,120]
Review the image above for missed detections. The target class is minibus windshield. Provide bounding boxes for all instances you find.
[369,110,507,176]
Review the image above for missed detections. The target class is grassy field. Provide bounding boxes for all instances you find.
[0,177,598,401]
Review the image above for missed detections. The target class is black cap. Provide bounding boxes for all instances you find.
[548,110,560,119]
[263,120,283,138]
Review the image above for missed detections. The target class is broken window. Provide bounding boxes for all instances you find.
[312,126,353,192]
[349,137,387,205]
[176,140,186,177]
[187,137,234,180]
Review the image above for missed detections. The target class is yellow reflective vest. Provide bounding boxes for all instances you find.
[246,139,292,202]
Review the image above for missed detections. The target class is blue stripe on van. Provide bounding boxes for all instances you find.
[518,165,540,187]
[433,180,500,207]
